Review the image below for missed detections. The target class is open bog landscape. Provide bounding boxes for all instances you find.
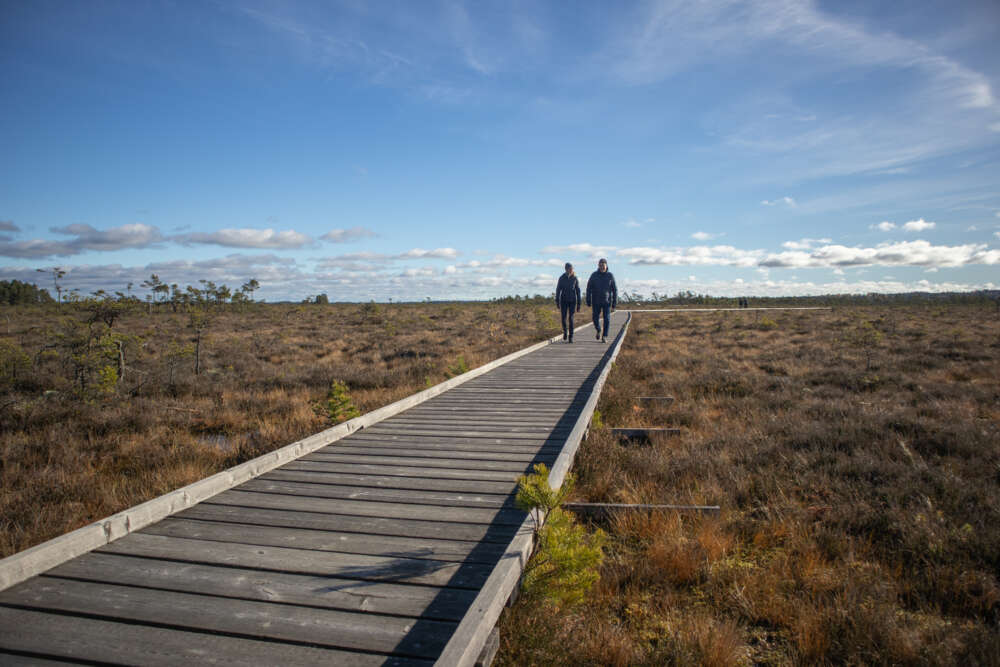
[2,297,998,664]
[0,300,558,557]
[498,303,999,666]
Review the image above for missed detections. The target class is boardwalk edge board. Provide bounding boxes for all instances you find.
[435,312,632,667]
[0,322,593,593]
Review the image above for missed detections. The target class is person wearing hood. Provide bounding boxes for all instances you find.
[555,262,581,343]
[585,258,617,342]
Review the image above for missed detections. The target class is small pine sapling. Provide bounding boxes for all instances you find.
[326,380,360,424]
[515,463,607,608]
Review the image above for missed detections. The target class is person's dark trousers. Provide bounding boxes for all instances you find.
[560,302,577,339]
[592,303,611,338]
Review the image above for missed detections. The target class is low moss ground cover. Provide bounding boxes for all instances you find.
[498,304,999,665]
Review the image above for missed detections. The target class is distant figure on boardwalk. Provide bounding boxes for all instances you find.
[555,262,581,343]
[586,258,617,343]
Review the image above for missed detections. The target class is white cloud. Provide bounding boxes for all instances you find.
[541,243,617,258]
[902,218,936,232]
[691,231,723,241]
[400,267,436,278]
[321,227,377,243]
[760,240,999,269]
[621,219,643,228]
[967,225,978,232]
[458,255,562,270]
[398,247,459,259]
[995,231,1000,240]
[0,221,19,233]
[0,223,164,258]
[782,238,833,250]
[177,228,311,249]
[871,221,897,231]
[617,245,764,267]
[761,197,797,207]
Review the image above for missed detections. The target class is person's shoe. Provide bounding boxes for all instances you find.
[562,332,567,341]
[568,336,574,343]
[601,335,607,343]
[595,331,601,340]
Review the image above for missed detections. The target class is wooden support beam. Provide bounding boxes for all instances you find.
[564,502,721,516]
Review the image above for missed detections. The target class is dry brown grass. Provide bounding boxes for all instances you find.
[498,304,1000,666]
[0,300,558,557]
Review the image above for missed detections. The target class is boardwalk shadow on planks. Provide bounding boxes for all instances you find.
[388,339,617,658]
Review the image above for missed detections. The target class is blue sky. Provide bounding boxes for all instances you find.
[2,0,999,301]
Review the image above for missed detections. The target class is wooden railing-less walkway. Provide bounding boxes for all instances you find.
[0,312,630,666]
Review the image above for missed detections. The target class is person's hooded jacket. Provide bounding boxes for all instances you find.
[586,270,618,308]
[556,273,581,308]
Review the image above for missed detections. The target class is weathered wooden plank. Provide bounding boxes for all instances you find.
[239,478,513,509]
[207,490,527,526]
[177,504,524,544]
[313,446,549,464]
[418,396,585,406]
[398,401,578,416]
[342,433,557,448]
[0,606,430,666]
[300,453,548,472]
[2,577,456,659]
[46,552,476,620]
[268,467,517,494]
[98,533,493,589]
[0,653,75,666]
[380,417,565,429]
[144,518,509,563]
[276,460,521,482]
[357,427,563,440]
[334,436,561,455]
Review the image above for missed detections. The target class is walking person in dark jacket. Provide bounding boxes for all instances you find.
[555,263,581,343]
[586,258,617,342]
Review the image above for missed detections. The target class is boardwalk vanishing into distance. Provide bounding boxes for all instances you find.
[0,312,630,666]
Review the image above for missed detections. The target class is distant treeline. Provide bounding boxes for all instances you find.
[0,280,55,305]
[3,276,998,308]
[494,290,1000,308]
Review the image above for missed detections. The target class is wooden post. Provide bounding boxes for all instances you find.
[564,502,720,517]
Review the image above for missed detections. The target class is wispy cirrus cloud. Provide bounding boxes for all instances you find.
[541,243,617,259]
[692,231,724,241]
[458,255,563,271]
[174,228,312,249]
[761,197,797,207]
[602,0,997,182]
[321,227,377,243]
[316,247,459,270]
[871,221,897,231]
[0,223,163,258]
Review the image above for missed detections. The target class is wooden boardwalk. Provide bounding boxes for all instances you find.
[0,312,629,666]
